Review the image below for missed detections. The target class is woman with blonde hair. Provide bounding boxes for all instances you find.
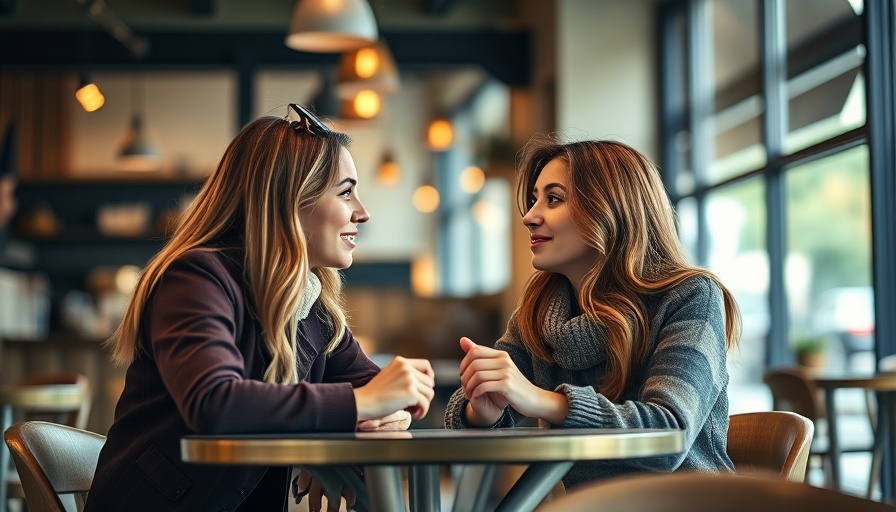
[445,137,741,489]
[87,104,435,511]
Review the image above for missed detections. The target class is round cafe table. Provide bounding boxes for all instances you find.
[182,427,685,512]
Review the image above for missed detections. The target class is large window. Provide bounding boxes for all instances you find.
[785,146,872,372]
[660,0,895,494]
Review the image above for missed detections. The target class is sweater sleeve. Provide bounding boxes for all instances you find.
[557,277,730,472]
[148,251,360,434]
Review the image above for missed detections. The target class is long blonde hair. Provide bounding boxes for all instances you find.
[107,114,352,385]
[515,137,741,401]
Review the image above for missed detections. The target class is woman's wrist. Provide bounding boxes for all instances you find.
[464,402,499,428]
[535,390,569,426]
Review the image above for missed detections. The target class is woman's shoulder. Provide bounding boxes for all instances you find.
[654,274,724,312]
[167,248,244,285]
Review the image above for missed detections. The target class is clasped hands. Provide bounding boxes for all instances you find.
[459,336,569,427]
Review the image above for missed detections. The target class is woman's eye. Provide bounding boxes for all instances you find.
[547,195,561,204]
[339,188,353,199]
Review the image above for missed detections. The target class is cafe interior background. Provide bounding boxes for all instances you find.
[1,0,894,499]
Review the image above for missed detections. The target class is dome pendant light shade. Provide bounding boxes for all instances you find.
[118,115,160,171]
[335,39,399,98]
[285,0,379,53]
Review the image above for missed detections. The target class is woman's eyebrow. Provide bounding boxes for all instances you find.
[336,178,357,187]
[532,182,567,194]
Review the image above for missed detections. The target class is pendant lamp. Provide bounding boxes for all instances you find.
[335,39,399,98]
[76,74,105,112]
[377,151,399,185]
[285,0,378,53]
[118,76,160,172]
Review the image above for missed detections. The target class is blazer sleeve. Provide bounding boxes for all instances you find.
[321,328,381,387]
[146,251,360,435]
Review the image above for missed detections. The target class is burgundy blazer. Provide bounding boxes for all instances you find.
[85,249,380,512]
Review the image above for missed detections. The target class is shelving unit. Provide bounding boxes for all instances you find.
[10,178,203,331]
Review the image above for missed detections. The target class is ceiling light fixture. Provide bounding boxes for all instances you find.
[335,39,399,98]
[118,75,160,172]
[377,151,399,185]
[285,0,379,53]
[75,74,105,112]
[426,118,453,151]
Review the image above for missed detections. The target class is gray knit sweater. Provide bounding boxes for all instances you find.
[444,275,735,490]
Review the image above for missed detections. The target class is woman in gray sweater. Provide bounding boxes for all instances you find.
[445,138,741,490]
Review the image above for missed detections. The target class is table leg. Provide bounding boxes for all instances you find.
[451,464,497,512]
[824,388,841,489]
[409,464,440,512]
[494,461,573,512]
[1,404,11,512]
[365,465,407,512]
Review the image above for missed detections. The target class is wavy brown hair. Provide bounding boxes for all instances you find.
[107,114,352,385]
[515,137,741,401]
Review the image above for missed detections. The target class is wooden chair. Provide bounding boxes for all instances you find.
[4,421,105,512]
[535,472,896,512]
[763,367,874,486]
[727,411,815,482]
[1,372,92,511]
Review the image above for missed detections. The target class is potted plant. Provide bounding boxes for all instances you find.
[792,335,827,369]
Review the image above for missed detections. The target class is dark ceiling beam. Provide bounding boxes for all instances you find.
[189,0,215,17]
[425,0,455,16]
[0,29,531,86]
[0,0,17,16]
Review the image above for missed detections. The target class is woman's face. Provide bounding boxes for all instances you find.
[521,157,598,288]
[299,147,370,269]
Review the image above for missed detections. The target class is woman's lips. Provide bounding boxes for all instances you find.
[530,234,550,247]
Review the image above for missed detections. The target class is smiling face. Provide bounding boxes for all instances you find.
[521,157,599,289]
[299,147,370,269]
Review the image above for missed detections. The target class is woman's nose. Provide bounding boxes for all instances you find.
[354,201,370,224]
[522,205,542,227]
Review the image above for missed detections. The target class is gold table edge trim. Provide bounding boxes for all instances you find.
[182,430,685,466]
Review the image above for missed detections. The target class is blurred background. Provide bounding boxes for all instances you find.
[0,0,893,498]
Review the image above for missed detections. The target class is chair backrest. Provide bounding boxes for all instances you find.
[11,372,92,430]
[763,368,822,420]
[4,421,105,512]
[726,411,814,482]
[879,354,896,373]
[535,472,896,512]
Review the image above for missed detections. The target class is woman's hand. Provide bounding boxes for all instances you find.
[353,357,435,421]
[356,410,412,431]
[459,337,569,426]
[293,468,355,512]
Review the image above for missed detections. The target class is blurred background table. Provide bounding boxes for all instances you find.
[813,373,896,501]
